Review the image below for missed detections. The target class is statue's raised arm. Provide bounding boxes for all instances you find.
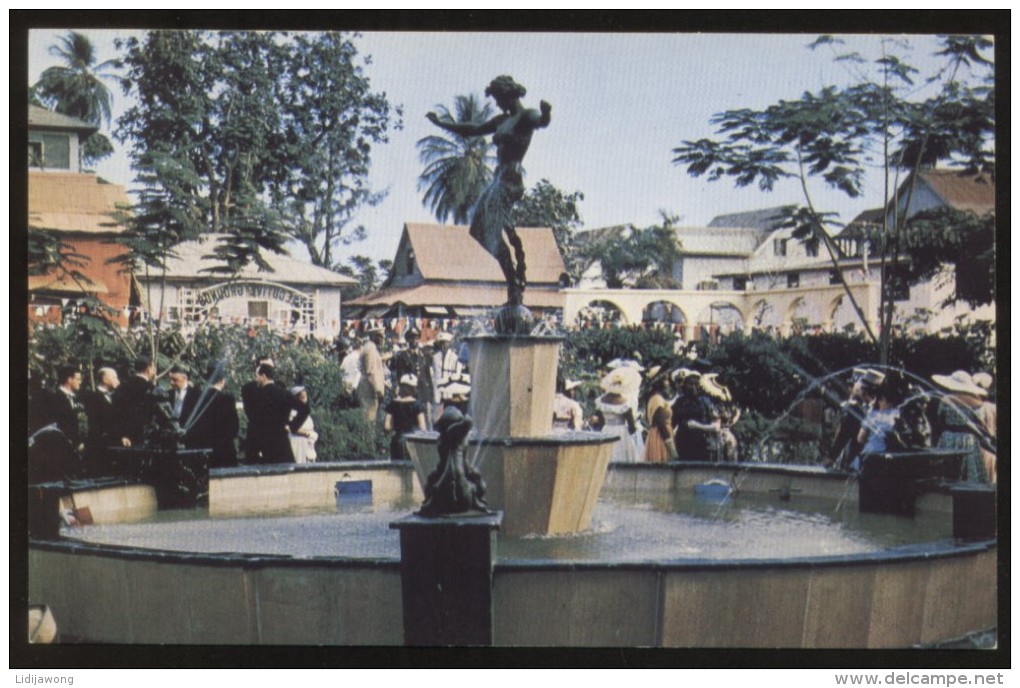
[425,75,551,334]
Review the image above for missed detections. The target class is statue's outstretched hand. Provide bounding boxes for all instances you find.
[540,100,552,116]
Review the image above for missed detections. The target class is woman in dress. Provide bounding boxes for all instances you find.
[426,75,551,306]
[596,368,640,463]
[854,376,905,471]
[931,370,993,483]
[288,386,318,464]
[384,374,427,461]
[643,372,676,462]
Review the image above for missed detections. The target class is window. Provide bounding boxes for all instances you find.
[805,239,819,257]
[774,238,788,256]
[733,276,748,291]
[248,301,269,319]
[787,273,800,289]
[28,141,43,166]
[28,132,71,169]
[829,271,841,286]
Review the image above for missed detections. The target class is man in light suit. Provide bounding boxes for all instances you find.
[167,365,201,429]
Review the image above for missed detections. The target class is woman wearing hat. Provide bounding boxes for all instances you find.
[643,372,677,462]
[931,371,993,483]
[288,386,318,464]
[701,374,740,463]
[553,379,584,432]
[596,368,640,463]
[384,374,427,461]
[673,371,720,462]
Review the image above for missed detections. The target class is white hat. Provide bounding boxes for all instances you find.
[440,381,471,400]
[932,370,987,397]
[399,373,418,388]
[600,367,641,395]
[972,372,993,390]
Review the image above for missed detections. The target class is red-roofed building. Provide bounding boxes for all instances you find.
[27,106,134,326]
[346,223,567,320]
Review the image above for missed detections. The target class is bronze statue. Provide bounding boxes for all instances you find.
[418,405,491,517]
[427,75,551,331]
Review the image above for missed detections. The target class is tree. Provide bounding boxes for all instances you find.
[583,213,684,289]
[31,30,118,166]
[337,255,392,300]
[672,35,994,362]
[512,179,585,279]
[416,94,495,224]
[115,30,400,269]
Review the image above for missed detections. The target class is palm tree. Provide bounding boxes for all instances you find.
[416,94,495,224]
[32,31,118,165]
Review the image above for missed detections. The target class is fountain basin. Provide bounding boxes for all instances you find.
[27,462,997,647]
[406,432,616,537]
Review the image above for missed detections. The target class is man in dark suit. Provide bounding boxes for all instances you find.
[185,367,240,468]
[243,363,309,464]
[80,366,130,476]
[31,365,87,481]
[167,365,201,429]
[113,356,158,446]
[240,356,274,461]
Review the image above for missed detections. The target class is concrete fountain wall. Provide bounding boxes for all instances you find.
[27,462,997,647]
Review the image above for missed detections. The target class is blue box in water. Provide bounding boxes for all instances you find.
[335,480,372,506]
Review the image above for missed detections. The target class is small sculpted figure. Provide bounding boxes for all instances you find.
[418,405,491,517]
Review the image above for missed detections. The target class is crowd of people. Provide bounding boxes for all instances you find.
[28,320,997,485]
[828,367,997,484]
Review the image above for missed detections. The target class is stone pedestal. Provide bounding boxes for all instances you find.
[390,512,502,646]
[467,336,562,438]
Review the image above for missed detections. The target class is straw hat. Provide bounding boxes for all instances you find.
[932,370,987,397]
[399,374,418,388]
[440,380,471,400]
[972,372,993,391]
[607,358,645,372]
[700,373,730,401]
[600,367,641,396]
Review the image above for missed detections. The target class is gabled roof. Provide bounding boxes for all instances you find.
[916,169,994,215]
[29,105,98,134]
[708,206,795,232]
[29,172,131,234]
[401,223,566,285]
[673,226,765,256]
[142,234,356,286]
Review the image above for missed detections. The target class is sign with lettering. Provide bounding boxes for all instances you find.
[194,281,312,308]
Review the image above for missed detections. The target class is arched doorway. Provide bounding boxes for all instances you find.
[574,299,626,329]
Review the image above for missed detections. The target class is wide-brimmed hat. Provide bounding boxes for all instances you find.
[972,372,993,390]
[600,367,641,396]
[700,373,730,401]
[859,368,885,388]
[440,380,471,400]
[607,357,645,372]
[932,370,987,397]
[399,373,418,388]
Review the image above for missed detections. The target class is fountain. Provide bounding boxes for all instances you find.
[24,77,997,649]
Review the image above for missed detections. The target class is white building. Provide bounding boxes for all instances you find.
[136,234,355,340]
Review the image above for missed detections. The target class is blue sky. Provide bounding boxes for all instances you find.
[29,30,982,265]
